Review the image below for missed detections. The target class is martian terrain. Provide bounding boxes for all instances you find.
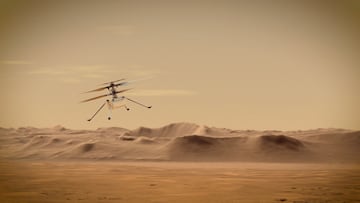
[0,123,359,202]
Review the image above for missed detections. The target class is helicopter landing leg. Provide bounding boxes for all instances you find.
[124,105,130,111]
[107,111,112,120]
[106,100,113,121]
[125,97,152,109]
[112,104,130,111]
[87,102,106,122]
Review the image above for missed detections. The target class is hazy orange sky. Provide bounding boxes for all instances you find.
[0,1,359,130]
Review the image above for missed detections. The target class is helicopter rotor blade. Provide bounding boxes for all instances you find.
[83,80,128,93]
[80,93,110,103]
[83,86,108,93]
[100,78,126,86]
[114,88,132,94]
[113,77,152,87]
[81,89,131,103]
[113,81,129,87]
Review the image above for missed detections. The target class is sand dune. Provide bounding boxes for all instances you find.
[0,123,359,162]
[258,135,305,151]
[130,122,200,138]
[1,124,358,203]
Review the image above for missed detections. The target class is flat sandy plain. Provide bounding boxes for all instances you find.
[0,123,359,202]
[0,161,359,203]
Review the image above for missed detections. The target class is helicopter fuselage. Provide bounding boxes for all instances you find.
[112,96,125,102]
[83,79,151,122]
[107,84,125,102]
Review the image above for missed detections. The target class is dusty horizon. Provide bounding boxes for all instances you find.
[1,1,360,131]
[1,122,360,132]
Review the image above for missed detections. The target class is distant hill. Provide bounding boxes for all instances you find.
[0,123,358,163]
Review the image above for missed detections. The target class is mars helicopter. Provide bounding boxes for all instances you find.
[81,79,152,121]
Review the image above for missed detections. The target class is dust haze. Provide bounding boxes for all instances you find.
[1,1,360,203]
